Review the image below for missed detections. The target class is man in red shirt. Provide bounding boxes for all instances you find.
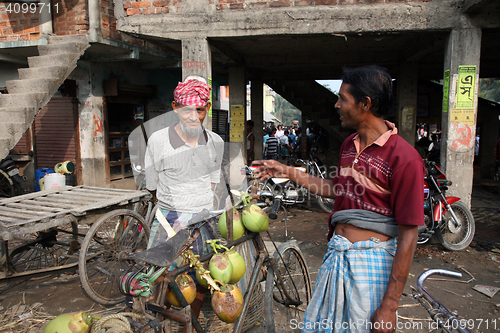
[254,66,424,333]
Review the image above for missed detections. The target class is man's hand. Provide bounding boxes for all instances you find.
[370,305,397,333]
[251,159,289,180]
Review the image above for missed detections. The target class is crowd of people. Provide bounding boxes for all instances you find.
[260,123,326,162]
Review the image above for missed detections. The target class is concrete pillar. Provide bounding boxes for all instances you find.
[228,66,247,190]
[396,63,418,146]
[88,0,101,42]
[181,38,213,131]
[39,0,53,36]
[441,27,482,207]
[250,79,264,160]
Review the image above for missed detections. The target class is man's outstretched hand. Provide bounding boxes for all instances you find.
[251,159,289,181]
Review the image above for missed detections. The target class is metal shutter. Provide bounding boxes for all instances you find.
[34,97,77,169]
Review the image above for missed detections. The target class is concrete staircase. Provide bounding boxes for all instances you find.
[0,34,90,160]
[267,80,350,145]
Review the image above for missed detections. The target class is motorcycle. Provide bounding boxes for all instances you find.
[241,153,335,214]
[0,157,25,198]
[419,161,475,251]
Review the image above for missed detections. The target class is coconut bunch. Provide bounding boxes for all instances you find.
[217,191,269,241]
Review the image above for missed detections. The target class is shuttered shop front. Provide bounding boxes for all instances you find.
[35,97,77,169]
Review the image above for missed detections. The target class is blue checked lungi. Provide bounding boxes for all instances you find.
[147,208,217,282]
[302,234,397,333]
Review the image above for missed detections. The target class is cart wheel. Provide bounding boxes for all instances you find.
[6,221,81,276]
[265,242,312,332]
[79,209,150,305]
[0,170,14,198]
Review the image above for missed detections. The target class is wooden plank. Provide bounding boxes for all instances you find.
[78,186,139,193]
[33,197,86,209]
[0,186,82,205]
[0,205,48,216]
[60,190,118,200]
[0,215,28,224]
[20,199,76,210]
[70,188,126,198]
[0,209,33,219]
[5,203,63,213]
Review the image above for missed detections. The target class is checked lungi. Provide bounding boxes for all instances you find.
[302,234,397,333]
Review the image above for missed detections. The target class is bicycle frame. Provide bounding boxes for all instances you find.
[411,269,471,333]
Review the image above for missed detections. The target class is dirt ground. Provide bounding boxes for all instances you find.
[1,183,500,332]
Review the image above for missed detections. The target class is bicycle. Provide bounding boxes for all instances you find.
[77,163,155,305]
[411,269,471,333]
[120,193,312,333]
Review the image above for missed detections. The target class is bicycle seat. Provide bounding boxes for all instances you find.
[128,229,190,267]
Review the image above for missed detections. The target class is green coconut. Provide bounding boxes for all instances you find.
[226,249,246,284]
[242,204,269,233]
[43,312,95,333]
[209,253,233,284]
[211,284,244,323]
[218,209,246,241]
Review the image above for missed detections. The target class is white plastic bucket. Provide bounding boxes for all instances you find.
[43,173,66,190]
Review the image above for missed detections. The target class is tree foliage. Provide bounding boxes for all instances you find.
[272,93,302,127]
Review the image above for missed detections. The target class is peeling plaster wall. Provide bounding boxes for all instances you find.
[68,61,153,186]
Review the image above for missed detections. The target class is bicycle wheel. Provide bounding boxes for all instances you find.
[0,170,14,198]
[7,224,81,275]
[78,209,150,305]
[265,242,312,332]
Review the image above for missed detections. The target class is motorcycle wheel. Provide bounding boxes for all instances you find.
[317,196,334,214]
[440,201,475,251]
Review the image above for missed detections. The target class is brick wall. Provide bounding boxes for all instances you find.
[123,0,434,16]
[0,2,41,42]
[52,0,89,35]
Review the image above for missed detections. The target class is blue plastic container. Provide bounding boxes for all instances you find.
[35,168,55,191]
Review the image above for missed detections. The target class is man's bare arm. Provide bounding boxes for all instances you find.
[370,224,418,333]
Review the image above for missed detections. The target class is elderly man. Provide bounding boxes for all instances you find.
[254,66,424,333]
[144,76,224,323]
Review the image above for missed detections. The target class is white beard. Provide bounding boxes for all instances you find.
[180,122,203,138]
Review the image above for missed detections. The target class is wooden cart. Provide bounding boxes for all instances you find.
[0,185,152,305]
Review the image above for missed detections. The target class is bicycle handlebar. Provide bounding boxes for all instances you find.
[188,202,269,224]
[269,195,282,220]
[416,269,462,306]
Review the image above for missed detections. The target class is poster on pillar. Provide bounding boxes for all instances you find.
[401,107,414,131]
[230,105,244,142]
[456,65,476,108]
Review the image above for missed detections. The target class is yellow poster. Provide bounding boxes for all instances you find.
[230,105,245,142]
[449,108,475,126]
[456,66,476,108]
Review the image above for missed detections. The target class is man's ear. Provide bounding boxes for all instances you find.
[171,101,178,112]
[362,96,372,112]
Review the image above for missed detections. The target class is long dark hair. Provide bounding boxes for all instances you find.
[341,65,393,118]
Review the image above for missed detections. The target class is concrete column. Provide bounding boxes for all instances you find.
[181,37,213,131]
[396,63,418,146]
[228,66,247,189]
[250,79,264,160]
[39,0,53,36]
[88,0,101,42]
[441,27,482,207]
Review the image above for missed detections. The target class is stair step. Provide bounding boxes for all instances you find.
[0,122,26,137]
[27,53,80,68]
[0,106,36,123]
[48,34,90,44]
[6,78,61,94]
[38,42,89,56]
[18,66,66,80]
[0,92,46,108]
[0,138,10,157]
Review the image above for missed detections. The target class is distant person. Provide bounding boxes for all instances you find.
[276,124,284,138]
[279,129,292,162]
[246,120,255,164]
[264,127,279,160]
[294,127,303,159]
